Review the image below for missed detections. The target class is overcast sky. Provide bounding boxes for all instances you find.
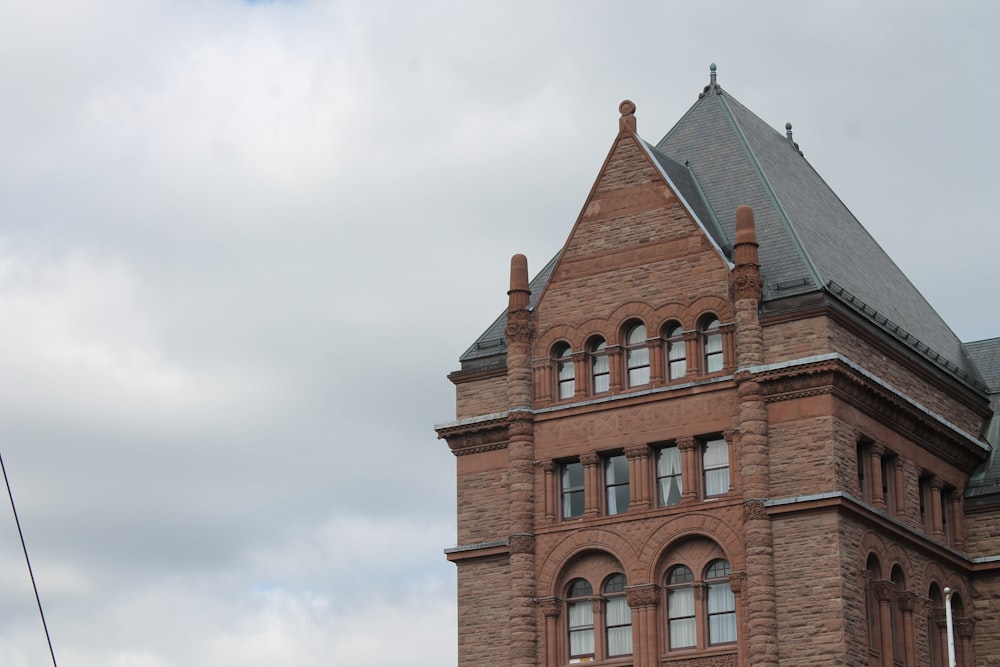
[0,2,997,666]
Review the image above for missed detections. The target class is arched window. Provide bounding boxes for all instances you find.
[603,574,632,657]
[625,322,649,387]
[567,578,594,662]
[663,321,686,380]
[706,559,736,645]
[553,343,575,400]
[666,565,696,649]
[700,315,724,373]
[590,337,609,394]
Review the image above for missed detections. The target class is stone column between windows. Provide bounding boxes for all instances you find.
[581,453,601,517]
[949,489,966,549]
[892,458,906,520]
[928,477,945,540]
[897,591,918,667]
[591,597,606,661]
[541,461,555,521]
[608,346,623,392]
[532,357,551,404]
[536,597,561,667]
[677,437,698,503]
[682,331,699,377]
[868,444,886,510]
[721,322,737,372]
[625,584,660,667]
[626,445,650,510]
[692,582,707,650]
[956,617,975,667]
[648,337,664,385]
[728,571,747,667]
[873,581,895,667]
[571,351,587,400]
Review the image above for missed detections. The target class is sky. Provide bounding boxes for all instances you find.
[0,1,997,665]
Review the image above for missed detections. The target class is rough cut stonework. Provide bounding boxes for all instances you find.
[438,77,997,667]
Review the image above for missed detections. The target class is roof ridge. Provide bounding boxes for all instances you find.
[715,92,824,292]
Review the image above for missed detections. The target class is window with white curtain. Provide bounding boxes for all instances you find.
[554,343,575,400]
[625,322,650,387]
[657,445,682,507]
[567,579,594,662]
[703,438,730,497]
[561,461,585,519]
[667,566,696,649]
[605,454,630,515]
[706,560,736,645]
[604,574,632,657]
[663,322,686,380]
[590,338,609,394]
[701,316,723,373]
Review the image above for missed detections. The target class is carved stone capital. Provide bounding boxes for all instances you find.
[692,582,706,601]
[872,580,895,603]
[580,452,599,467]
[504,313,535,342]
[677,436,697,452]
[955,617,975,638]
[625,445,648,460]
[508,533,535,555]
[540,460,556,474]
[625,583,660,608]
[896,590,920,613]
[728,571,747,595]
[928,475,945,491]
[742,500,768,522]
[869,443,885,458]
[732,267,763,301]
[536,596,562,618]
[933,608,947,628]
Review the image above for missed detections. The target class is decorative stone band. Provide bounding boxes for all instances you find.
[661,652,738,667]
[535,596,562,618]
[504,316,535,342]
[624,583,660,608]
[508,533,535,555]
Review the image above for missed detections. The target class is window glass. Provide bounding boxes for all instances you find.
[555,344,575,400]
[702,317,723,373]
[562,462,585,518]
[667,566,696,649]
[605,454,630,515]
[665,323,686,380]
[604,574,632,657]
[626,323,650,386]
[656,446,682,507]
[567,579,594,661]
[591,339,609,393]
[703,438,730,497]
[706,560,736,644]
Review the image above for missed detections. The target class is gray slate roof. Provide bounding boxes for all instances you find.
[458,73,985,393]
[965,338,1000,393]
[964,338,1000,500]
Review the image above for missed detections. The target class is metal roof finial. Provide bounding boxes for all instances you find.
[710,63,717,86]
[785,122,793,141]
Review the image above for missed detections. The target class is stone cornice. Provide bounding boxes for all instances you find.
[753,355,987,470]
[436,414,509,457]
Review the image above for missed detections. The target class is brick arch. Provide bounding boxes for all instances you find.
[538,528,641,596]
[859,531,890,577]
[921,561,969,607]
[607,302,658,344]
[535,323,581,357]
[885,543,916,587]
[635,512,745,583]
[578,318,613,349]
[653,304,688,336]
[683,296,734,329]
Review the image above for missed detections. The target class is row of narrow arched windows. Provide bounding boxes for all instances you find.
[550,315,727,402]
[863,554,974,667]
[562,560,736,663]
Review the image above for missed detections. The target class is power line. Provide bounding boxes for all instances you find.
[1,450,58,667]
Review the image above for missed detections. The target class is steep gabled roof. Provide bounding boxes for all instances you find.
[656,69,980,386]
[457,69,984,391]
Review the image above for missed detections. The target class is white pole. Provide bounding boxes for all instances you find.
[944,587,957,667]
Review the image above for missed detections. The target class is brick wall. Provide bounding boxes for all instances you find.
[456,448,509,544]
[455,374,508,419]
[455,554,511,667]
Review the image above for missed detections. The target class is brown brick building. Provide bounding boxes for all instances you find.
[436,66,1000,667]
